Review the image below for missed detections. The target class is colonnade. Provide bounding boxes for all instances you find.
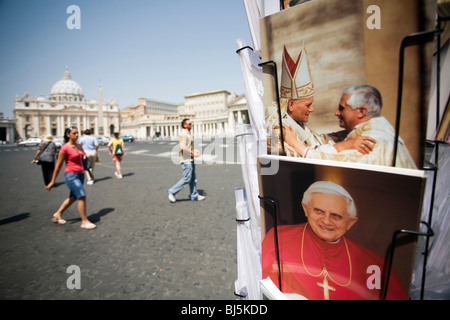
[147,120,229,139]
[16,113,117,138]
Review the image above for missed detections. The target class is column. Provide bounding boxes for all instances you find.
[17,116,24,139]
[237,110,243,124]
[228,111,235,136]
[46,116,51,136]
[33,115,40,137]
[83,115,88,131]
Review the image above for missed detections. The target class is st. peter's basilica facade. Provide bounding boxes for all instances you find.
[14,67,119,139]
[14,68,249,141]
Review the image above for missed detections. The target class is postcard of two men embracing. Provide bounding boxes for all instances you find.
[257,0,438,300]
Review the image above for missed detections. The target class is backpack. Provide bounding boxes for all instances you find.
[114,143,124,156]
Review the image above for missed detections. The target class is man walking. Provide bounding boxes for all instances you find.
[168,119,205,203]
[79,129,99,185]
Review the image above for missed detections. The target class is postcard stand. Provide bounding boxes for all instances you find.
[256,17,449,299]
[258,60,286,156]
[258,195,282,291]
[389,16,448,299]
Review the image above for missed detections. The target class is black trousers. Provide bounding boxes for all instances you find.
[40,161,55,186]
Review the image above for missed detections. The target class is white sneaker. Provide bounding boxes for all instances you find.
[114,171,119,178]
[117,174,123,179]
[168,193,176,203]
[87,180,94,185]
[196,195,205,201]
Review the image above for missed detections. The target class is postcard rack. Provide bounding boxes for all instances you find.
[258,60,286,156]
[388,15,448,299]
[258,195,283,292]
[254,17,449,299]
[237,13,447,298]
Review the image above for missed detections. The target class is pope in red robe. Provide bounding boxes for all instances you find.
[262,181,407,300]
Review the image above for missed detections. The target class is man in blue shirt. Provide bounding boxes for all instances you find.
[79,129,99,185]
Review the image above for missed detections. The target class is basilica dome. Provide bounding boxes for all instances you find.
[50,67,84,97]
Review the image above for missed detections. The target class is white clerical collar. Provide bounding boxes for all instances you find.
[325,238,342,244]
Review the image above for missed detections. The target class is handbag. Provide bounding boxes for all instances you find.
[83,157,92,171]
[34,142,51,165]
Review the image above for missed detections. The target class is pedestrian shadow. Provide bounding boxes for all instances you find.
[175,190,208,202]
[0,213,30,226]
[122,172,134,178]
[175,198,192,202]
[90,176,112,183]
[88,208,115,223]
[67,208,115,224]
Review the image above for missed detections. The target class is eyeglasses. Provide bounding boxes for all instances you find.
[68,126,78,131]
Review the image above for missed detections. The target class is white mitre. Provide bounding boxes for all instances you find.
[280,43,314,100]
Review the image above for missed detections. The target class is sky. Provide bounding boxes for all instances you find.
[0,0,253,118]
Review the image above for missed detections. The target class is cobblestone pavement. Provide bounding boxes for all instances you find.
[0,142,244,300]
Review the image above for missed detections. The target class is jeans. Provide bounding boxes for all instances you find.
[168,162,199,200]
[64,172,86,199]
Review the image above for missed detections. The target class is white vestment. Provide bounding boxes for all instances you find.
[272,114,324,157]
[307,117,417,169]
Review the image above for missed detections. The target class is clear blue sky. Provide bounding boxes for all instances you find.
[0,0,252,118]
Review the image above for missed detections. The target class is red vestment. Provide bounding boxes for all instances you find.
[262,223,407,300]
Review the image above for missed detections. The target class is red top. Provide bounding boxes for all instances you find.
[262,223,408,300]
[60,143,84,173]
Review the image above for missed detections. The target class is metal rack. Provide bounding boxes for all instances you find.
[388,15,449,299]
[255,18,449,299]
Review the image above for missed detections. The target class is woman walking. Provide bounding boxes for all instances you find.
[32,135,59,186]
[45,126,96,230]
[107,132,126,179]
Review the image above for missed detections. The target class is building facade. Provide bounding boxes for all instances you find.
[14,67,120,139]
[0,113,16,143]
[120,90,249,140]
[13,68,249,141]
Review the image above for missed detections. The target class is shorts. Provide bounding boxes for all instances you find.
[64,172,86,199]
[112,154,123,162]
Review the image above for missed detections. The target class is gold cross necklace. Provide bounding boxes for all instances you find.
[301,223,352,300]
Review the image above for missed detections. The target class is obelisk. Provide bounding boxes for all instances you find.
[98,82,104,135]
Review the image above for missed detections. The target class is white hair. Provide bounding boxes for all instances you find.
[302,181,357,218]
[342,84,382,118]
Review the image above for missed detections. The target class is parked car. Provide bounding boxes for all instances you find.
[120,135,134,142]
[96,136,110,146]
[53,138,63,148]
[18,138,41,146]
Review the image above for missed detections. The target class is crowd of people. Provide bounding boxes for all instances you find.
[33,118,206,231]
[32,129,127,230]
